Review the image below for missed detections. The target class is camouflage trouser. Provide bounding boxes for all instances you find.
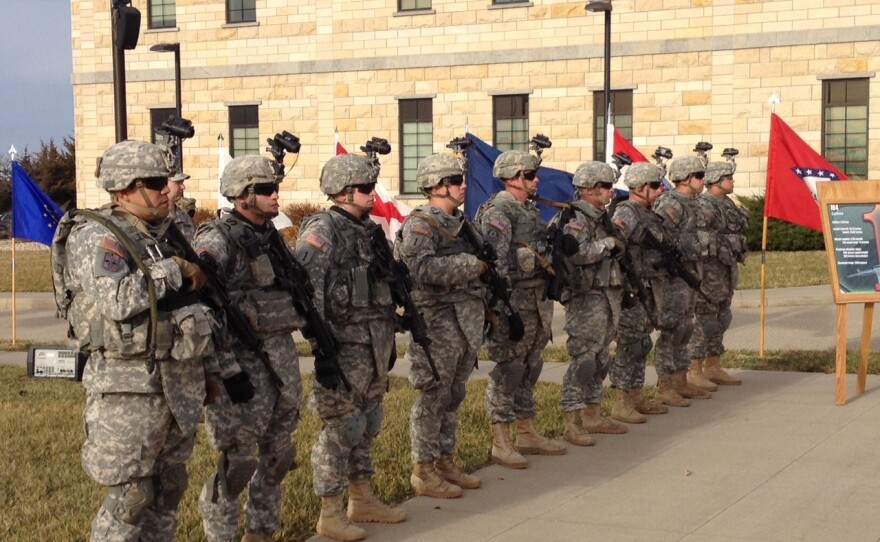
[609,289,655,390]
[83,392,196,542]
[562,289,621,411]
[688,260,736,359]
[654,275,696,376]
[199,336,302,541]
[485,308,550,423]
[310,341,389,497]
[409,304,477,464]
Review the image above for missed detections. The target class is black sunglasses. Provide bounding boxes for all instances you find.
[140,177,169,191]
[251,183,280,196]
[648,181,663,190]
[595,182,614,190]
[441,175,465,187]
[520,171,538,181]
[354,183,377,195]
[691,172,706,180]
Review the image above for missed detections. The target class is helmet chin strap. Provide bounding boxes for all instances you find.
[507,179,537,198]
[238,188,276,221]
[427,185,462,208]
[115,182,169,221]
[343,188,373,217]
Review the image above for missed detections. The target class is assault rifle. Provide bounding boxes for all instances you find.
[601,212,656,325]
[543,203,576,302]
[642,227,717,308]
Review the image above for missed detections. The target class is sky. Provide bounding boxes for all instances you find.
[0,0,74,156]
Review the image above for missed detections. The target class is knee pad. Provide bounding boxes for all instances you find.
[448,382,467,412]
[103,477,155,525]
[328,411,367,449]
[719,309,732,332]
[155,464,188,512]
[572,356,598,383]
[261,438,297,486]
[491,361,527,395]
[214,448,258,500]
[364,405,384,438]
[673,321,694,347]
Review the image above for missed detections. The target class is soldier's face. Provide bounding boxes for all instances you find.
[121,178,170,218]
[167,180,184,205]
[250,183,280,218]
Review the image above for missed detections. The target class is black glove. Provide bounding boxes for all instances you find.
[223,372,255,404]
[313,352,339,390]
[507,313,525,341]
[561,234,580,256]
[609,237,626,259]
[388,340,397,371]
[621,291,638,309]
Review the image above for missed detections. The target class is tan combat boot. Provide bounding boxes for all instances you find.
[581,404,628,434]
[317,494,366,542]
[688,359,718,391]
[673,370,711,399]
[410,463,462,499]
[610,389,647,424]
[491,422,528,469]
[241,533,274,542]
[656,374,691,407]
[563,410,596,446]
[514,418,567,456]
[633,388,668,415]
[703,356,742,385]
[435,455,481,489]
[347,478,406,524]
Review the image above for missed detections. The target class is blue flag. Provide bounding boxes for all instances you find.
[463,133,574,222]
[11,161,64,246]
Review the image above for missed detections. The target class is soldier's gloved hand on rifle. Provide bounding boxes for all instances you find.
[604,237,626,259]
[476,259,489,277]
[171,256,207,292]
[313,352,339,390]
[223,371,255,404]
[561,234,580,256]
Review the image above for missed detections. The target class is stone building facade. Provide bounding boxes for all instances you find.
[71,0,880,209]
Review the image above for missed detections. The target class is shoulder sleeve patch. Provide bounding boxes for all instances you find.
[100,236,126,259]
[489,217,508,232]
[411,222,431,236]
[568,219,585,232]
[304,231,328,250]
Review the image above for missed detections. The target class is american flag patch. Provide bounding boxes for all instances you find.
[411,222,431,236]
[304,231,327,250]
[100,236,126,258]
[568,219,585,232]
[488,218,507,232]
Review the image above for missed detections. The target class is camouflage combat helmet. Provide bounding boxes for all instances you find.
[220,155,277,198]
[177,197,196,213]
[319,154,375,195]
[95,140,172,192]
[705,162,735,185]
[622,162,664,189]
[572,161,616,188]
[170,172,190,183]
[417,154,463,190]
[492,150,541,180]
[667,156,705,183]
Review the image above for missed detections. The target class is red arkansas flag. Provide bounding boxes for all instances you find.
[613,128,648,163]
[765,113,848,232]
[335,135,411,241]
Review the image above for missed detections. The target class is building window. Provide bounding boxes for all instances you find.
[150,108,176,147]
[593,90,634,161]
[227,0,256,24]
[148,0,176,29]
[493,0,528,4]
[823,78,869,179]
[399,0,431,9]
[399,99,433,194]
[493,95,529,152]
[229,105,260,157]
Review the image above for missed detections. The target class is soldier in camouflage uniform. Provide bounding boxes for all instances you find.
[476,150,566,470]
[50,140,217,541]
[551,161,628,446]
[609,162,671,423]
[687,162,748,388]
[294,154,405,542]
[395,153,486,499]
[194,155,304,542]
[167,172,195,241]
[651,156,713,405]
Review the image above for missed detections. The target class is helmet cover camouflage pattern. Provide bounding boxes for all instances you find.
[622,162,664,189]
[416,154,463,190]
[177,197,196,212]
[319,154,375,195]
[667,156,706,183]
[95,140,172,192]
[220,155,277,198]
[705,161,735,185]
[170,172,190,183]
[492,150,541,180]
[572,161,616,188]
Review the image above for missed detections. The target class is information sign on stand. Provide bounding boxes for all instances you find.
[26,346,85,381]
[818,180,880,404]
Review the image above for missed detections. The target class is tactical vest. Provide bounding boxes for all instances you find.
[301,209,394,325]
[475,192,549,285]
[563,202,624,293]
[654,190,702,262]
[399,206,483,303]
[615,200,667,280]
[199,212,304,336]
[699,194,749,266]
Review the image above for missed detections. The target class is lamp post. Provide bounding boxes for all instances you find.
[150,42,183,169]
[586,0,612,160]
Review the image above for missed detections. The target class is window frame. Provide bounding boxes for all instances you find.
[398,0,432,10]
[228,105,260,158]
[148,0,176,30]
[226,0,256,24]
[398,98,434,195]
[593,90,634,161]
[492,94,530,153]
[822,78,869,180]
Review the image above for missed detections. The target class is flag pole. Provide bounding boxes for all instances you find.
[7,146,17,345]
[760,93,779,358]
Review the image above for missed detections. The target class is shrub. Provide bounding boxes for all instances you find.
[281,202,323,242]
[738,195,825,251]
